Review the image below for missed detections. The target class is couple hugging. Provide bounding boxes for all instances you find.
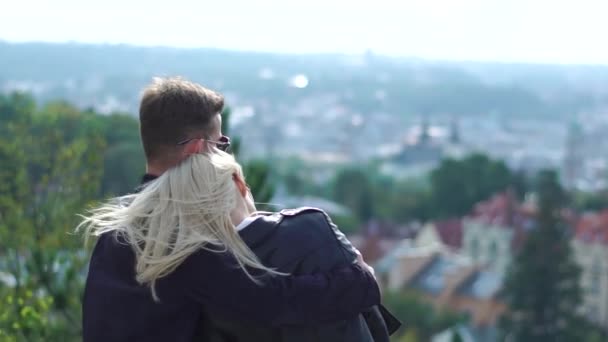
[80,77,400,342]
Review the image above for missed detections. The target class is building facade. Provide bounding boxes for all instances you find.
[461,191,534,276]
[572,211,608,327]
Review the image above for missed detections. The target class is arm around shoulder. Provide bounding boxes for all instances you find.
[181,249,380,326]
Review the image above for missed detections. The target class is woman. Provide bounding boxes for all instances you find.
[78,152,394,342]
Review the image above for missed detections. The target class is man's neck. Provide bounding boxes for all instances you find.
[146,164,165,177]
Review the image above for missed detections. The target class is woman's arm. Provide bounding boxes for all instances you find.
[181,249,379,326]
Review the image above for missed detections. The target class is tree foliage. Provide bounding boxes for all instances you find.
[500,170,584,341]
[0,93,105,340]
[281,153,527,226]
[384,290,466,341]
[332,168,374,222]
[222,107,274,209]
[429,154,518,218]
[95,113,145,195]
[0,94,279,341]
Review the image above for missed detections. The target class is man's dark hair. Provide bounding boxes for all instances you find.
[139,77,224,165]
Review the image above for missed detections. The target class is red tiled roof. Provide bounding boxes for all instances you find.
[350,234,401,264]
[434,219,463,249]
[468,191,536,250]
[470,191,535,227]
[575,210,608,245]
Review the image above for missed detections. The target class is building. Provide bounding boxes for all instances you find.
[572,210,608,327]
[562,122,585,190]
[376,242,505,340]
[350,220,419,264]
[461,191,535,275]
[415,219,463,252]
[392,118,443,166]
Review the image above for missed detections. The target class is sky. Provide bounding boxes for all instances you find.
[2,0,608,64]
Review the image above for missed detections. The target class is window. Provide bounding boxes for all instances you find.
[591,259,602,296]
[489,241,499,262]
[470,238,479,261]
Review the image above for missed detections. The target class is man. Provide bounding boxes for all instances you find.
[82,77,380,342]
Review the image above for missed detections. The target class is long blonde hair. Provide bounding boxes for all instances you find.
[77,152,279,300]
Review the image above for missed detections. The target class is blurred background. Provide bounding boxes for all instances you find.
[2,0,608,341]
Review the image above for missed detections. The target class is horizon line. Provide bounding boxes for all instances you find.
[2,38,608,68]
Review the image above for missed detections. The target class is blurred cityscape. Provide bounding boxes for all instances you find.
[3,42,608,191]
[3,41,608,341]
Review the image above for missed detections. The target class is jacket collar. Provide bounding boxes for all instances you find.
[133,174,159,194]
[141,173,159,185]
[237,213,283,243]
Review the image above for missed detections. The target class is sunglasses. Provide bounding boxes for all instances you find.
[176,135,231,152]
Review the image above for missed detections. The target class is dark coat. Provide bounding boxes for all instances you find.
[199,207,401,342]
[82,178,381,342]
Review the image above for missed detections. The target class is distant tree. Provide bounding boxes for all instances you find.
[429,154,517,218]
[382,178,431,222]
[500,170,584,341]
[395,328,420,342]
[511,169,530,200]
[221,106,274,208]
[220,107,242,155]
[277,157,323,197]
[451,331,464,342]
[332,168,374,222]
[384,290,466,341]
[101,141,145,195]
[242,160,275,210]
[96,113,145,195]
[283,172,307,195]
[571,190,608,212]
[0,94,105,341]
[366,170,399,220]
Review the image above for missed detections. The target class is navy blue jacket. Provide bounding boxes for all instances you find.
[198,208,401,342]
[82,175,380,342]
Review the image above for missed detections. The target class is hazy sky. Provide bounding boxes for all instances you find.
[2,0,608,64]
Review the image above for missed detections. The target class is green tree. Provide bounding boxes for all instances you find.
[221,107,242,155]
[332,168,374,222]
[500,170,583,341]
[429,154,518,218]
[96,113,145,196]
[571,190,608,212]
[451,330,464,342]
[0,93,105,341]
[221,107,274,208]
[242,160,275,209]
[394,328,420,342]
[382,177,431,222]
[384,290,465,341]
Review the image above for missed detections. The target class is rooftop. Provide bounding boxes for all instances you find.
[575,210,608,245]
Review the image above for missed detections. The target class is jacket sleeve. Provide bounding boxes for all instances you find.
[319,210,403,338]
[318,211,360,262]
[179,248,380,326]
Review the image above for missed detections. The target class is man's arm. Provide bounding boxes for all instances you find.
[318,211,403,337]
[178,249,380,326]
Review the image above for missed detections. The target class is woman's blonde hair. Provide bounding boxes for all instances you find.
[77,152,279,300]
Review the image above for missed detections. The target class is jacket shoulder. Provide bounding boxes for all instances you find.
[279,206,326,217]
[276,207,331,235]
[278,207,335,238]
